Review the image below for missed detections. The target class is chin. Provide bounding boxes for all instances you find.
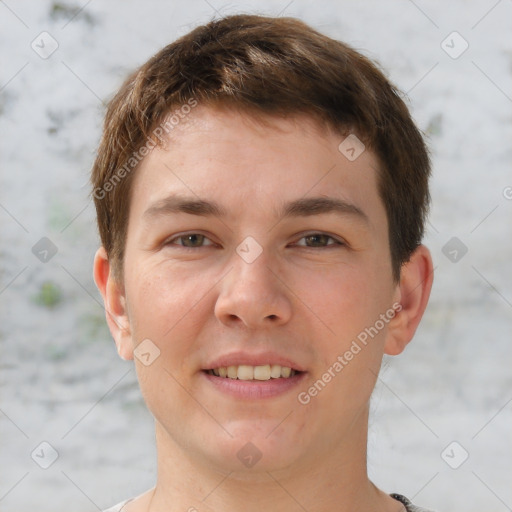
[201,423,305,474]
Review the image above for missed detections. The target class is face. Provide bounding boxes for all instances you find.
[116,105,401,474]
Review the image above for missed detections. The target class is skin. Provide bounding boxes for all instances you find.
[94,105,433,512]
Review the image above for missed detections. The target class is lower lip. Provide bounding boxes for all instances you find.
[201,371,307,399]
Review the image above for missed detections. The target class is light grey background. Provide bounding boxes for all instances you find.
[1,1,511,511]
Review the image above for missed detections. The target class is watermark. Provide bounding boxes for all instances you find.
[442,236,468,263]
[93,98,198,200]
[338,133,365,161]
[441,441,469,469]
[440,31,469,60]
[31,31,59,59]
[32,236,58,263]
[31,441,59,469]
[236,236,263,264]
[503,186,512,200]
[237,441,263,468]
[297,302,402,405]
[134,338,161,366]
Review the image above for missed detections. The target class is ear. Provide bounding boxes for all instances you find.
[384,245,434,356]
[93,247,134,360]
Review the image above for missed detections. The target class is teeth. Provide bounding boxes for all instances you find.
[281,366,291,378]
[270,364,281,378]
[237,365,253,380]
[227,365,238,379]
[254,364,271,380]
[208,364,297,380]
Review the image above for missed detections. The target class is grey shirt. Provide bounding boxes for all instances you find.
[391,493,435,511]
[103,493,435,511]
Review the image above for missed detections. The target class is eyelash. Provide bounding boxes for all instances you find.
[164,232,345,249]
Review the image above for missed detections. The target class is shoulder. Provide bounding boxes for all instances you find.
[102,498,133,512]
[102,488,153,511]
[391,493,437,512]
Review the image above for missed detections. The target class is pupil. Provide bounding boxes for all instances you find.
[185,234,203,247]
[307,234,327,246]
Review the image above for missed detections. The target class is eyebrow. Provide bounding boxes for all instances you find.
[143,194,369,224]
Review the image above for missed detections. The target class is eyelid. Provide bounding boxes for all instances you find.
[162,231,346,249]
[292,232,346,247]
[164,231,216,247]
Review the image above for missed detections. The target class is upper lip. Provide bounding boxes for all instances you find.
[203,351,306,372]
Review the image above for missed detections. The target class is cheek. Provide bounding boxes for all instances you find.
[124,266,211,425]
[292,263,391,385]
[124,263,208,356]
[292,265,375,341]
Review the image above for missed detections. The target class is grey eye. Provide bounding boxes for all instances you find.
[179,234,206,247]
[297,234,339,247]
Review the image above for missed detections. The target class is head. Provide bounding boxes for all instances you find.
[93,14,433,477]
[92,14,430,284]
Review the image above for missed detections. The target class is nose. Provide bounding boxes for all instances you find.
[214,247,293,329]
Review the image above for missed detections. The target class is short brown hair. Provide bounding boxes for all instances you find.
[91,14,430,282]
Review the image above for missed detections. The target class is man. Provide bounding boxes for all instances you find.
[92,14,434,512]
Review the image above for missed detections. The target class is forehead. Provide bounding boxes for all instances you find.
[130,105,385,228]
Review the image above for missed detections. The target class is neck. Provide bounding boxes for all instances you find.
[142,406,397,512]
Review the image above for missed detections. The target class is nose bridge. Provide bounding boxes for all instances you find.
[230,238,278,301]
[215,238,292,327]
[235,242,274,294]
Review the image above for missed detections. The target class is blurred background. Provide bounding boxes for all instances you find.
[0,1,511,511]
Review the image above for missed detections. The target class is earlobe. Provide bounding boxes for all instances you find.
[93,247,134,361]
[384,245,434,356]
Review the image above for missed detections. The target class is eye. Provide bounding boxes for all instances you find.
[166,233,215,248]
[295,233,344,248]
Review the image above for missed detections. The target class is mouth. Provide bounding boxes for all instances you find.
[202,364,306,399]
[203,364,302,381]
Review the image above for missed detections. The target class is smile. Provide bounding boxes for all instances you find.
[202,364,306,399]
[206,364,298,380]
